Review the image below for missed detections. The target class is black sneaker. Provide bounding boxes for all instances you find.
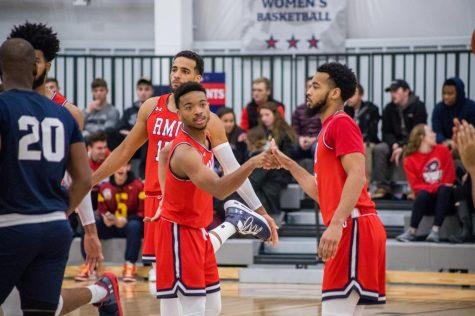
[224,200,271,241]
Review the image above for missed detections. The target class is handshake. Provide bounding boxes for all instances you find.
[250,139,294,171]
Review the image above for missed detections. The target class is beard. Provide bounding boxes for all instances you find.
[306,91,330,117]
[33,68,47,90]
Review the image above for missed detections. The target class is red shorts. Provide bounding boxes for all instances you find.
[142,195,162,263]
[155,217,220,299]
[322,213,386,305]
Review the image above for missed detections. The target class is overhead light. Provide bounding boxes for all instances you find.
[73,0,91,6]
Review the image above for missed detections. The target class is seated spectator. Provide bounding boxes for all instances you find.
[246,127,286,222]
[114,78,154,177]
[77,163,144,282]
[240,77,285,132]
[217,107,247,165]
[259,101,298,159]
[396,124,456,243]
[87,131,110,210]
[450,119,475,242]
[83,78,120,138]
[432,77,475,147]
[345,83,380,180]
[373,79,427,199]
[292,77,321,160]
[45,77,59,94]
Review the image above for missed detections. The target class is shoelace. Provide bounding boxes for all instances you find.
[238,216,263,236]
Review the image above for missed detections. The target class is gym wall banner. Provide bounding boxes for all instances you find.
[241,0,347,53]
[202,73,226,113]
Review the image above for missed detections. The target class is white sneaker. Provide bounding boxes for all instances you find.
[148,266,156,282]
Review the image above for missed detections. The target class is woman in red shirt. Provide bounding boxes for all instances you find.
[397,124,456,243]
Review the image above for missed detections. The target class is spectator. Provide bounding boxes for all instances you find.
[259,101,298,159]
[246,127,285,222]
[240,77,285,131]
[45,77,59,93]
[345,83,381,180]
[450,119,475,242]
[83,78,120,137]
[87,131,110,210]
[78,163,144,282]
[373,79,428,199]
[432,77,475,147]
[396,124,456,243]
[115,78,154,177]
[292,77,321,159]
[217,107,247,165]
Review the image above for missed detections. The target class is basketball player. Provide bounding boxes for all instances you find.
[91,50,279,281]
[3,22,122,316]
[156,81,272,315]
[270,63,386,315]
[0,38,91,315]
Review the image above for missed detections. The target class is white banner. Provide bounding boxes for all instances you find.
[241,0,347,53]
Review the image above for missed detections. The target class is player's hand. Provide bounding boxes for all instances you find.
[255,206,279,247]
[86,100,100,113]
[251,150,276,169]
[317,222,343,262]
[270,140,293,170]
[454,120,475,174]
[144,198,163,222]
[390,147,403,166]
[102,213,114,227]
[83,224,104,272]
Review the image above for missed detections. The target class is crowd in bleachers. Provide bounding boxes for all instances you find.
[22,73,475,258]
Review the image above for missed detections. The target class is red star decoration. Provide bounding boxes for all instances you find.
[287,35,299,49]
[265,36,278,49]
[307,35,319,49]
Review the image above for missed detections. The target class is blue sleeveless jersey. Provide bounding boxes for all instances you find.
[0,89,84,215]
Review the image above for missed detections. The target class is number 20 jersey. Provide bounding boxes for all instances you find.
[144,93,182,195]
[0,89,83,216]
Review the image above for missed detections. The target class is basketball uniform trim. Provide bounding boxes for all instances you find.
[156,221,221,299]
[321,217,386,304]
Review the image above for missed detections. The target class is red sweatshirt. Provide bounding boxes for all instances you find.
[403,144,455,194]
[98,178,145,218]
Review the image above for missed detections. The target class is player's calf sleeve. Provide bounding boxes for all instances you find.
[209,222,236,253]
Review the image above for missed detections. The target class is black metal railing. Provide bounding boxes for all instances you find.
[52,50,473,121]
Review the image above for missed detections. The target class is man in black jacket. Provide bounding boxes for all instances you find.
[373,79,427,199]
[116,78,154,178]
[344,83,380,180]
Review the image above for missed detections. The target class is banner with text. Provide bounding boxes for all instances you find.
[202,73,226,113]
[242,0,347,53]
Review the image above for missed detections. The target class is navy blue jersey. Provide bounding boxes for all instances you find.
[0,89,84,215]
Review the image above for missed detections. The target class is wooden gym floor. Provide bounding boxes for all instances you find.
[60,266,475,316]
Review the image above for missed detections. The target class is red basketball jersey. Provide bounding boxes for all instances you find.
[314,111,376,226]
[50,91,68,107]
[161,129,214,228]
[144,94,182,195]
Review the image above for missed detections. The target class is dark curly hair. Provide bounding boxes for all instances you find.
[173,50,204,75]
[174,81,207,108]
[317,62,357,102]
[8,22,59,62]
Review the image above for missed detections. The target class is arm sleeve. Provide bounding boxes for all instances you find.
[76,192,96,226]
[325,116,365,158]
[212,142,263,210]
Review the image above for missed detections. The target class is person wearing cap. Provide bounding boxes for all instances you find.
[372,79,427,199]
[112,78,154,177]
